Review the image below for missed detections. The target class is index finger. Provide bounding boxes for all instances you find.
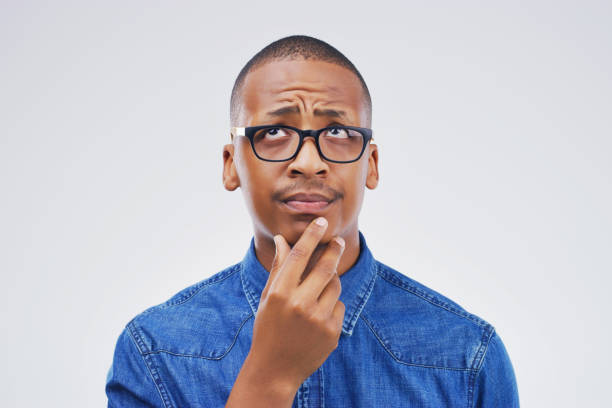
[273,217,329,291]
[260,234,290,300]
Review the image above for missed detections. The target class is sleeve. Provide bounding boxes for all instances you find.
[106,328,165,408]
[472,330,520,408]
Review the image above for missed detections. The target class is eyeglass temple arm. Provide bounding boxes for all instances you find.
[230,127,245,140]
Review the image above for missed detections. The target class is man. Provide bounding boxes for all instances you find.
[106,35,520,407]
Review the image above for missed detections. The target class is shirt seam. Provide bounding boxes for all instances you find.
[376,263,490,328]
[126,323,173,408]
[359,313,474,371]
[136,263,241,319]
[139,312,254,360]
[239,261,259,316]
[467,326,495,408]
[343,260,378,336]
[320,365,325,408]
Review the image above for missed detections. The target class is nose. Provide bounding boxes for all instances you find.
[287,136,329,178]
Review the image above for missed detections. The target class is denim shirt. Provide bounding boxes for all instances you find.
[106,232,519,407]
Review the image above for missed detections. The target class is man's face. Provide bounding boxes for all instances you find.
[223,59,379,245]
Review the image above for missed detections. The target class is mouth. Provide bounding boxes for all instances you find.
[279,192,336,214]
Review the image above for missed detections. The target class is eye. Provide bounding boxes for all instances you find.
[264,127,289,139]
[323,127,349,138]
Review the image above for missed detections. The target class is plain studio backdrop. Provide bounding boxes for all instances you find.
[1,1,610,407]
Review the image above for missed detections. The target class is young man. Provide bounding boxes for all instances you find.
[106,35,520,407]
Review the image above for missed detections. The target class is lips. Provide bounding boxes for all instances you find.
[280,192,335,214]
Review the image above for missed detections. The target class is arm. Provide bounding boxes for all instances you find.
[472,330,520,408]
[106,328,165,408]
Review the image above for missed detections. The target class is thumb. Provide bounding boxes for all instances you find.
[261,234,290,299]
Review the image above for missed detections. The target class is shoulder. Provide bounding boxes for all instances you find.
[123,262,253,359]
[361,260,496,371]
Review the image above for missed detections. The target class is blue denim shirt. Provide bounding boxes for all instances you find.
[106,232,519,407]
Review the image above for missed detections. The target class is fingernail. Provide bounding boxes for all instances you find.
[335,237,345,248]
[315,217,327,227]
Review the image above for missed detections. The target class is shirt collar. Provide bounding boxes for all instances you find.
[240,231,378,336]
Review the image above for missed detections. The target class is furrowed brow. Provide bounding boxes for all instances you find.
[265,106,348,119]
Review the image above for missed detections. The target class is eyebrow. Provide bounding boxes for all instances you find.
[265,106,348,119]
[265,106,300,116]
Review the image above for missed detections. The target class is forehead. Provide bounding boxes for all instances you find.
[238,59,368,126]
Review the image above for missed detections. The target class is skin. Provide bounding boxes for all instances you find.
[223,58,379,407]
[222,58,379,278]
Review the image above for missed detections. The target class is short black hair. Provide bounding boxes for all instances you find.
[230,35,372,126]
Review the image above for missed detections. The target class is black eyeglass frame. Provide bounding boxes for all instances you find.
[231,125,373,163]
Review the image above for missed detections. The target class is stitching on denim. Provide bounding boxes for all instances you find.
[134,264,242,320]
[360,313,473,371]
[163,263,241,308]
[319,365,325,408]
[297,382,307,408]
[239,262,259,315]
[127,323,173,408]
[343,261,378,336]
[467,327,495,408]
[141,312,254,359]
[302,380,309,408]
[376,263,490,328]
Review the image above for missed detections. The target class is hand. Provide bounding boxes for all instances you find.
[249,217,346,390]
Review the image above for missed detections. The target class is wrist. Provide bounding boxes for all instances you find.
[241,353,300,398]
[226,353,299,408]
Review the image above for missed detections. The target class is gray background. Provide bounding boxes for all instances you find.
[1,1,610,406]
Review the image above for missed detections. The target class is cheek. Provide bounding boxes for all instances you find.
[341,181,364,212]
[336,166,367,212]
[242,167,266,202]
[240,161,280,212]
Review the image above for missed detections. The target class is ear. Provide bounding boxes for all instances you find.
[222,141,240,191]
[365,143,379,190]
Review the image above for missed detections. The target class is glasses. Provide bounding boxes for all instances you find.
[231,125,373,163]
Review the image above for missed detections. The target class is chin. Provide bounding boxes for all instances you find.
[276,222,309,245]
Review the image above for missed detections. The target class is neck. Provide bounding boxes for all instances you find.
[253,226,361,279]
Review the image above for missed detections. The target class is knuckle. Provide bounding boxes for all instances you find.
[289,298,313,316]
[318,265,336,278]
[330,277,342,296]
[266,289,288,304]
[324,320,342,338]
[326,275,340,288]
[316,259,337,276]
[310,312,327,327]
[289,245,308,260]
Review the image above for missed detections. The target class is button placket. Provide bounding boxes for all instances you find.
[296,366,324,408]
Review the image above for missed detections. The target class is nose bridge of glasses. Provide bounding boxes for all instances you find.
[294,130,323,161]
[300,129,317,138]
[296,129,319,151]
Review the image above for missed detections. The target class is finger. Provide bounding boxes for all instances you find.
[274,217,329,290]
[261,234,290,300]
[316,274,342,318]
[331,300,346,337]
[296,236,345,302]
